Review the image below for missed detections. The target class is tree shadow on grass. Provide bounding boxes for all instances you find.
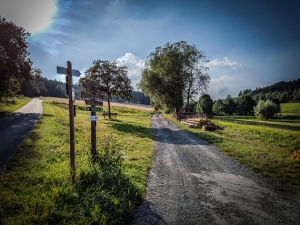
[111,122,153,139]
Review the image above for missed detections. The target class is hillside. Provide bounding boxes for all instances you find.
[238,78,300,103]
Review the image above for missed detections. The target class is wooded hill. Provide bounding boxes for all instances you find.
[238,78,300,103]
[20,76,150,105]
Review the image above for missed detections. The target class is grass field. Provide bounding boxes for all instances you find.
[0,96,31,116]
[164,102,300,195]
[0,98,155,224]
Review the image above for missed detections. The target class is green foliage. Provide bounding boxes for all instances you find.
[79,60,133,118]
[138,40,210,112]
[0,16,32,98]
[254,100,278,120]
[236,94,256,116]
[239,78,300,103]
[196,93,213,114]
[212,99,225,115]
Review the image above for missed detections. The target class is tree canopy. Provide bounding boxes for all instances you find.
[79,60,133,118]
[138,41,210,112]
[196,93,213,114]
[0,17,32,98]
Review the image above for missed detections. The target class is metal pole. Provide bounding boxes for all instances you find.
[67,61,75,180]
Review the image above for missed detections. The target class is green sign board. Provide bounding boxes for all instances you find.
[86,107,103,112]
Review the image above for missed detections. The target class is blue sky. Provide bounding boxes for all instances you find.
[1,0,299,100]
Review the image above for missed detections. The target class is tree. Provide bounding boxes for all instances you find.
[212,99,225,115]
[79,60,133,119]
[223,94,236,115]
[195,94,213,114]
[254,100,278,120]
[0,17,32,98]
[236,94,256,116]
[138,41,210,112]
[182,43,210,112]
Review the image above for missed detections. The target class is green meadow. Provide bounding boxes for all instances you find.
[0,98,155,224]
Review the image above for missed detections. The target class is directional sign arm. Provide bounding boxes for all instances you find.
[57,66,81,77]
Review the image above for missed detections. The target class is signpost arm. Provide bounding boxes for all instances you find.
[67,61,76,180]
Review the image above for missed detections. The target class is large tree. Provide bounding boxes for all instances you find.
[212,99,225,115]
[236,94,256,116]
[79,60,133,118]
[0,17,32,98]
[138,41,210,112]
[195,93,213,114]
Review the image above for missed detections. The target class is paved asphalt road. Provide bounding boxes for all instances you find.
[0,98,43,172]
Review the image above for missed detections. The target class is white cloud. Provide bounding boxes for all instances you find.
[115,53,145,89]
[0,0,57,33]
[211,75,233,83]
[207,57,241,69]
[115,53,145,78]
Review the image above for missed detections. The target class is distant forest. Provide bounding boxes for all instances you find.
[238,78,300,103]
[20,76,150,105]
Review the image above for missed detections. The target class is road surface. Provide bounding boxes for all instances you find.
[0,98,43,172]
[133,114,300,225]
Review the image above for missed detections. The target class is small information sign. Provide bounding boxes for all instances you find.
[89,115,99,121]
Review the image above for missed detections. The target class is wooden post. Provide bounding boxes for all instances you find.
[67,61,75,180]
[91,104,97,162]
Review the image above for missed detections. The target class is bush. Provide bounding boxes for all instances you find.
[254,100,278,120]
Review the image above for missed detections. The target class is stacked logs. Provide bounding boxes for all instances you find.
[181,118,217,131]
[290,150,300,160]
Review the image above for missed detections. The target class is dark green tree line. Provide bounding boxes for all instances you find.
[0,16,32,98]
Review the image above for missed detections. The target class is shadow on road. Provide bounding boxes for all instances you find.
[132,201,168,225]
[0,112,41,172]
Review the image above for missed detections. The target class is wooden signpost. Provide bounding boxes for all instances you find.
[56,61,81,180]
[81,81,106,161]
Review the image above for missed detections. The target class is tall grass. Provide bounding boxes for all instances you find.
[0,100,155,224]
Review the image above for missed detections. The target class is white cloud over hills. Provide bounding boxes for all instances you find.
[207,57,241,70]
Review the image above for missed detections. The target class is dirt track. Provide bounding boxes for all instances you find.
[133,114,300,225]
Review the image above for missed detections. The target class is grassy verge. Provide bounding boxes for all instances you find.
[164,114,300,194]
[0,96,31,116]
[0,99,155,224]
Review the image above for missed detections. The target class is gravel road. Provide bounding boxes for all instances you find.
[0,98,43,172]
[133,114,300,225]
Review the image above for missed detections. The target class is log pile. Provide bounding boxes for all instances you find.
[181,118,217,131]
[290,150,300,160]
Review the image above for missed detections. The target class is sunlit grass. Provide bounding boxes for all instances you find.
[281,102,300,114]
[0,96,31,116]
[0,100,155,224]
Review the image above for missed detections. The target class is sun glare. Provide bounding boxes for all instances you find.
[0,0,57,33]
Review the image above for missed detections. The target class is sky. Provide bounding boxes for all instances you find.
[0,0,299,100]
